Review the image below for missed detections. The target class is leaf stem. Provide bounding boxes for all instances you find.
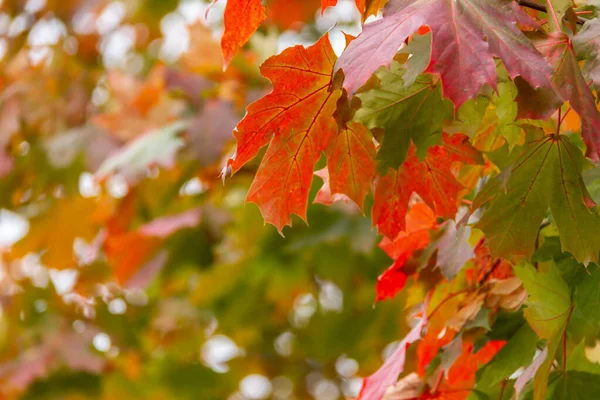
[545,0,563,31]
[562,305,574,370]
[499,379,507,400]
[556,107,562,136]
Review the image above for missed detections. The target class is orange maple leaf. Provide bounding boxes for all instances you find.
[316,121,376,210]
[221,0,266,68]
[228,34,341,232]
[372,134,482,239]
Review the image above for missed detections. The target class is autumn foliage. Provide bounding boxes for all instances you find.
[4,0,600,399]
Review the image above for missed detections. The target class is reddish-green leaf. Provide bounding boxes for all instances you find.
[336,0,552,106]
[523,32,600,161]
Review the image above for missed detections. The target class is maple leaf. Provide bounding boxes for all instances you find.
[474,130,600,265]
[573,18,600,92]
[357,306,428,400]
[514,261,572,400]
[373,133,482,239]
[316,121,376,209]
[376,203,437,301]
[227,34,341,232]
[425,340,505,399]
[221,0,266,68]
[335,0,552,106]
[475,324,538,394]
[355,64,452,171]
[516,31,600,161]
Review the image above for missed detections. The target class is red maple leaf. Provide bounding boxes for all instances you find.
[424,341,505,399]
[372,134,482,239]
[336,0,552,105]
[228,34,341,232]
[376,203,438,302]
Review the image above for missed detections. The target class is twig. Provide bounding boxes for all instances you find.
[518,0,546,13]
[517,0,585,25]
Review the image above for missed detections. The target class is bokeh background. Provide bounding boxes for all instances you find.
[0,1,411,399]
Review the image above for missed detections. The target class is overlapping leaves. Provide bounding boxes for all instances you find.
[474,130,600,265]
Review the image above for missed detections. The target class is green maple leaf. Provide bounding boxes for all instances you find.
[354,62,452,173]
[475,129,600,265]
[475,324,538,392]
[522,371,600,400]
[514,261,572,400]
[569,264,600,342]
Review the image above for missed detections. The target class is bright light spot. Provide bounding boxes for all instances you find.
[106,174,129,198]
[8,14,30,37]
[25,0,46,14]
[108,298,127,315]
[291,293,317,328]
[49,268,78,295]
[96,1,126,35]
[201,334,242,373]
[239,374,272,400]
[179,177,207,196]
[335,355,358,377]
[93,332,112,352]
[159,12,189,61]
[274,331,294,357]
[79,172,101,198]
[0,209,29,247]
[318,280,343,312]
[101,24,136,68]
[177,1,204,24]
[27,18,66,47]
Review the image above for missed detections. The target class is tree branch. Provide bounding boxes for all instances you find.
[517,0,585,25]
[518,0,547,13]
